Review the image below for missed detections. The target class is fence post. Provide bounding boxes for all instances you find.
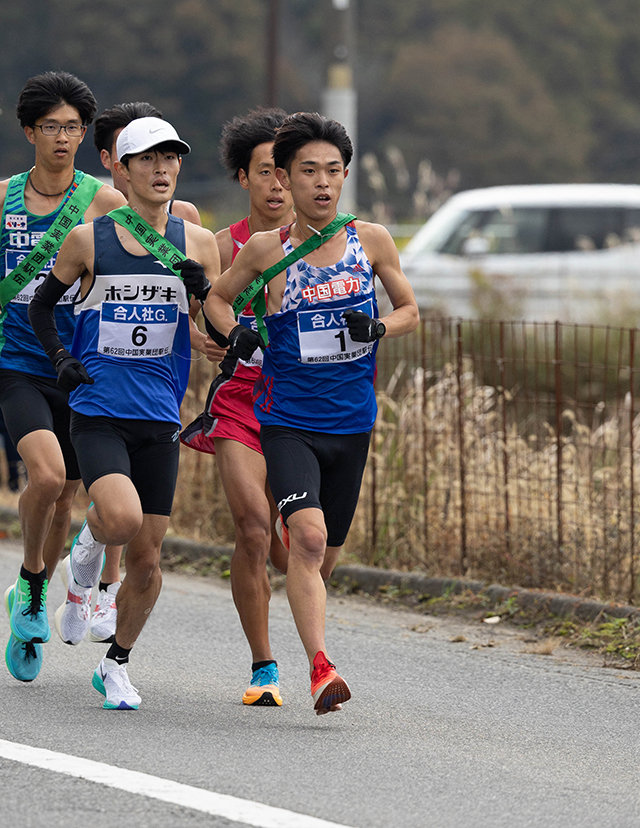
[422,321,429,556]
[499,321,511,562]
[554,321,564,565]
[455,320,468,574]
[629,328,636,605]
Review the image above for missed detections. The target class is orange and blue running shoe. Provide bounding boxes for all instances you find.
[311,651,351,714]
[242,662,283,706]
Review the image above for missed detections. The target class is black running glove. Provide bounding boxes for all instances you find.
[228,324,263,361]
[343,309,386,342]
[54,349,94,392]
[174,259,211,301]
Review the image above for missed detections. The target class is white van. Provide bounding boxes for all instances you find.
[400,184,640,321]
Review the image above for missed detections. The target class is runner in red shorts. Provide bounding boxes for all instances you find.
[181,108,294,706]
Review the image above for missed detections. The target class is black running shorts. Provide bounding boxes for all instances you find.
[69,411,181,516]
[0,368,80,480]
[260,425,371,547]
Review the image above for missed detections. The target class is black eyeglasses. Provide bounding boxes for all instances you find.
[34,123,87,137]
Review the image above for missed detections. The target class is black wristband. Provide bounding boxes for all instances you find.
[203,312,230,347]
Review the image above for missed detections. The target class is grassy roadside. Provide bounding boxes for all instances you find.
[338,578,640,671]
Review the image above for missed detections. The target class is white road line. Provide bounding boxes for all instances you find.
[0,738,354,828]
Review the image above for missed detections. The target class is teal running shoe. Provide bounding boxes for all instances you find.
[4,575,50,643]
[5,636,42,682]
[242,662,283,706]
[5,585,43,681]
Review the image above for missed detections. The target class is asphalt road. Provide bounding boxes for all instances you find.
[0,538,639,828]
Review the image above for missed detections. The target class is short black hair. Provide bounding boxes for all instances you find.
[16,70,97,128]
[273,112,353,173]
[219,107,289,180]
[93,101,162,153]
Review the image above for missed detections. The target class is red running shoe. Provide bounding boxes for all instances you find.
[310,651,351,713]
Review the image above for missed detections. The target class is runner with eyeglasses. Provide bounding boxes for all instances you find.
[0,71,125,684]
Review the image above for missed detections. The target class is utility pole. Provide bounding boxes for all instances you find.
[266,0,279,106]
[322,0,357,212]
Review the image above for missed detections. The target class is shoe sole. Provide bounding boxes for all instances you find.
[4,583,50,643]
[54,558,89,645]
[313,675,351,711]
[91,669,140,711]
[242,687,283,707]
[89,630,115,644]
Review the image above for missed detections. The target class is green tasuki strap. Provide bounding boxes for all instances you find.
[108,206,187,271]
[232,211,356,346]
[0,172,103,310]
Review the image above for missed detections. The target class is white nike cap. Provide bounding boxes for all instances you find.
[116,117,191,161]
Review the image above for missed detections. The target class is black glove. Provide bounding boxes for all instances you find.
[343,310,386,343]
[228,324,263,361]
[54,349,94,393]
[174,259,211,301]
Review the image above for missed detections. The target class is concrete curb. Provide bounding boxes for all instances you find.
[329,565,640,623]
[1,505,637,624]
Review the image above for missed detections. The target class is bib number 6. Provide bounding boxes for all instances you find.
[132,325,148,346]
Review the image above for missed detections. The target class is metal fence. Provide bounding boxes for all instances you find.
[177,318,640,606]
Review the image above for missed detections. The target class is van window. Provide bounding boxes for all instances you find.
[440,207,548,255]
[545,207,624,252]
[623,208,640,243]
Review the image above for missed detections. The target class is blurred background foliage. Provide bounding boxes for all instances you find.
[2,0,640,225]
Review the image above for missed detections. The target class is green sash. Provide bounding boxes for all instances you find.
[0,172,103,310]
[108,206,187,271]
[232,212,356,346]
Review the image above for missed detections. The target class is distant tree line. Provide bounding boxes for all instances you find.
[2,0,639,222]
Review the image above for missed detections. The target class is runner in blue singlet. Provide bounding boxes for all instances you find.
[204,112,420,715]
[29,116,221,710]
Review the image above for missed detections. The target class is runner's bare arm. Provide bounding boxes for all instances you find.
[173,200,202,226]
[188,298,228,363]
[84,183,126,222]
[185,224,221,288]
[357,222,420,336]
[48,223,96,287]
[214,227,235,273]
[205,231,281,339]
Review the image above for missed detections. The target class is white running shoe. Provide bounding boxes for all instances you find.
[89,582,120,643]
[92,657,141,710]
[70,520,106,588]
[54,555,91,645]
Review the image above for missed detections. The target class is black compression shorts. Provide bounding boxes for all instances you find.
[69,411,181,516]
[0,368,80,480]
[260,425,371,547]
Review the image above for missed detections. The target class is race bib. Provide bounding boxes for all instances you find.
[297,299,375,365]
[98,302,179,358]
[5,250,75,304]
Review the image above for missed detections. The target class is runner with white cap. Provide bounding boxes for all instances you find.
[29,116,221,709]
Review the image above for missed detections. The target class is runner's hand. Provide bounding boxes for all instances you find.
[174,259,211,301]
[343,309,386,342]
[54,349,94,392]
[228,324,263,361]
